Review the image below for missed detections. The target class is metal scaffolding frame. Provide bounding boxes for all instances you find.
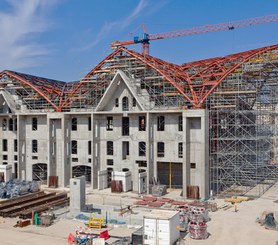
[207,49,278,197]
[72,165,91,182]
[32,163,47,184]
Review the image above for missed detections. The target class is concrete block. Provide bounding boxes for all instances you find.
[70,176,86,214]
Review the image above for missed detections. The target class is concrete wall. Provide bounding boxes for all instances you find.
[0,72,209,199]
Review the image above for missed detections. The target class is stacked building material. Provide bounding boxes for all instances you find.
[175,203,210,237]
[0,179,40,198]
[0,191,69,218]
[188,206,209,222]
[188,221,207,239]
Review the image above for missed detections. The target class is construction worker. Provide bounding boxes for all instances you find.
[234,203,238,212]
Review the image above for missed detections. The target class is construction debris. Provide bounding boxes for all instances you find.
[257,211,278,230]
[13,219,31,228]
[40,210,55,227]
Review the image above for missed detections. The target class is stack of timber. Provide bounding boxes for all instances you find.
[0,191,69,218]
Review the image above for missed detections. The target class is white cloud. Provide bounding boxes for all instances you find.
[0,0,57,70]
[80,0,149,51]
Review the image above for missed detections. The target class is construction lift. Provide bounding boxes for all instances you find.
[111,14,278,55]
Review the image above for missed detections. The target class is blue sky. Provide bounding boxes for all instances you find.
[0,0,277,81]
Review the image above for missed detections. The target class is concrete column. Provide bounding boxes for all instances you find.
[70,176,86,214]
[62,114,71,187]
[182,109,209,199]
[91,114,99,189]
[182,111,190,198]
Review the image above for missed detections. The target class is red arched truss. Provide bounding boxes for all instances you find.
[181,44,278,107]
[0,70,66,111]
[64,44,278,110]
[1,44,277,111]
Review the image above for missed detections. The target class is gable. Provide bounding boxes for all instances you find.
[96,70,150,112]
[0,90,21,113]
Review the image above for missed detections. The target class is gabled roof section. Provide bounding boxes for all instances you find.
[96,70,146,111]
[60,47,194,111]
[180,44,278,107]
[0,70,66,111]
[60,44,278,110]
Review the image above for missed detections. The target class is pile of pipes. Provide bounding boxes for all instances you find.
[0,179,40,198]
[177,204,209,239]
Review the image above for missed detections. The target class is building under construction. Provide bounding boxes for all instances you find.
[0,44,277,198]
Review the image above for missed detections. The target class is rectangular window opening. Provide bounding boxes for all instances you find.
[32,140,38,153]
[88,141,92,155]
[14,139,18,152]
[178,142,183,158]
[71,118,77,131]
[88,117,91,131]
[139,116,146,131]
[157,142,165,157]
[106,117,113,131]
[139,142,146,156]
[136,161,147,167]
[32,118,38,131]
[107,141,113,155]
[122,117,129,136]
[122,141,129,160]
[157,116,165,131]
[71,140,78,154]
[107,159,114,166]
[191,163,196,169]
[2,139,8,151]
[178,116,183,131]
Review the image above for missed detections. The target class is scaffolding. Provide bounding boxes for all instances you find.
[207,49,278,197]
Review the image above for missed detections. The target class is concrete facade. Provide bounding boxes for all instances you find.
[0,71,209,199]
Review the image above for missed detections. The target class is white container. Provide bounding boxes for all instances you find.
[143,210,180,245]
[112,171,132,192]
[0,164,12,182]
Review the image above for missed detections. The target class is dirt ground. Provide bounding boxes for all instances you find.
[0,183,277,245]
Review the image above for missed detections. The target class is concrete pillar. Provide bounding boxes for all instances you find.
[70,176,86,214]
[182,109,209,199]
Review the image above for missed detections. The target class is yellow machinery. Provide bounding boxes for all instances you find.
[88,213,105,229]
[224,196,251,203]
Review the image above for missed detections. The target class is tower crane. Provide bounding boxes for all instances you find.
[111,14,278,55]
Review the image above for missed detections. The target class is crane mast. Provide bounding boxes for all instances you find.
[111,14,278,55]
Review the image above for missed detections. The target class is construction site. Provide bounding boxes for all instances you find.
[0,14,277,244]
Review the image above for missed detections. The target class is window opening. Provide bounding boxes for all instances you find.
[157,116,165,131]
[139,116,146,131]
[157,142,165,157]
